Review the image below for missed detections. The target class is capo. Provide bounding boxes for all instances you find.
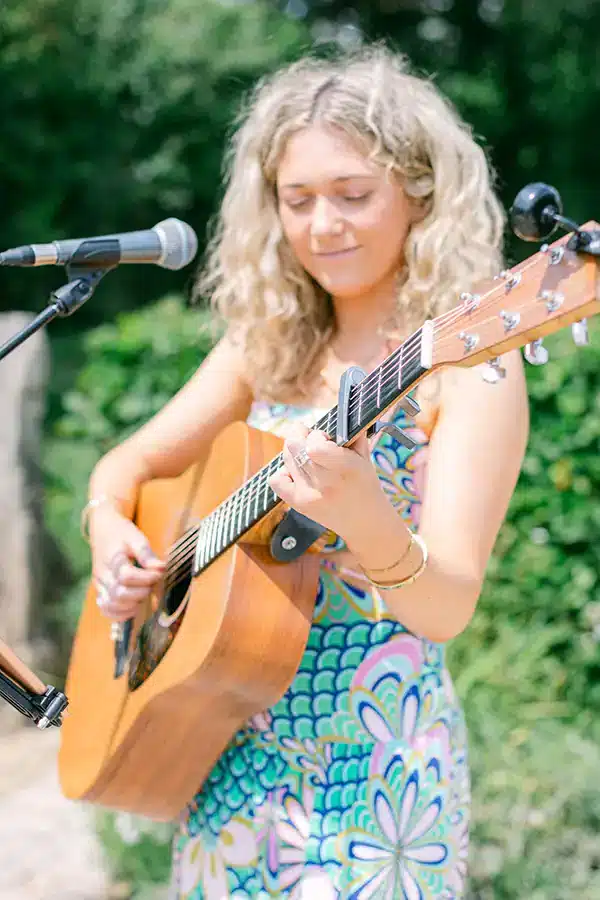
[336,364,419,449]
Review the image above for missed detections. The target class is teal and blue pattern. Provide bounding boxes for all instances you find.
[170,401,470,899]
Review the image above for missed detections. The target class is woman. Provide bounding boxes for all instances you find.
[86,46,529,899]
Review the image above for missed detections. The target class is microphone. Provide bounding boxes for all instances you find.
[0,218,198,271]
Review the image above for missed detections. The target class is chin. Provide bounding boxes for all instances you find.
[318,279,374,299]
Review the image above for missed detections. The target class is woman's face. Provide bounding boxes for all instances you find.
[276,124,416,301]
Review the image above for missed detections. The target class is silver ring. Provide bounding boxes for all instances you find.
[110,622,125,642]
[293,448,310,469]
[95,582,110,607]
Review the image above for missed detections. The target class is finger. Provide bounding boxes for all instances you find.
[123,526,166,570]
[268,470,294,502]
[117,562,165,588]
[284,423,311,442]
[108,549,129,579]
[94,579,134,619]
[304,429,336,462]
[283,440,315,483]
[299,431,343,469]
[96,597,140,622]
[350,432,371,459]
[112,583,154,605]
[95,583,150,619]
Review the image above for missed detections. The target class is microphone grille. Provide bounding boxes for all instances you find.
[152,218,198,270]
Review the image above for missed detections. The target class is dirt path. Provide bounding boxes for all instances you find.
[0,720,110,899]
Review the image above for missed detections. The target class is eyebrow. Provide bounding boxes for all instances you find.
[278,174,377,189]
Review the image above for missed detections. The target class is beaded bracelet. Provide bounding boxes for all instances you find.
[361,532,428,591]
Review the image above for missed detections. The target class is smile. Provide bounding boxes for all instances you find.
[314,247,361,258]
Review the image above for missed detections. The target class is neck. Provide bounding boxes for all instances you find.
[330,280,400,359]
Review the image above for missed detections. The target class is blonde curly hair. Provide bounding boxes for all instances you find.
[196,44,505,402]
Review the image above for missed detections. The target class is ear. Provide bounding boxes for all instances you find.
[408,194,431,226]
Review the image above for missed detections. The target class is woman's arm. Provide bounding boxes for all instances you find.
[343,349,530,642]
[88,333,254,516]
[269,349,529,644]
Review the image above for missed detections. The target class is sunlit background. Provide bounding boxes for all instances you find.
[1,1,600,898]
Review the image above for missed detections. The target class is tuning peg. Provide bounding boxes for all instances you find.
[572,319,589,346]
[481,358,507,384]
[524,339,549,366]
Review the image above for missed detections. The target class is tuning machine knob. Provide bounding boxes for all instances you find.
[524,339,549,366]
[481,357,507,384]
[572,319,589,346]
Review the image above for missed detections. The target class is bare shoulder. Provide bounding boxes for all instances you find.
[123,330,255,480]
[440,349,528,409]
[415,350,528,436]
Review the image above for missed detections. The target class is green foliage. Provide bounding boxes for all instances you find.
[0,0,308,321]
[43,295,215,631]
[447,321,600,897]
[452,321,600,717]
[96,810,174,896]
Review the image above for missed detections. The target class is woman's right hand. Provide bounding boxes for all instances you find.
[88,504,166,622]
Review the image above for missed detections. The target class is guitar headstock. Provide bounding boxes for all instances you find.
[431,223,600,372]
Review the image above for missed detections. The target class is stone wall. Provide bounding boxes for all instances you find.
[0,313,57,729]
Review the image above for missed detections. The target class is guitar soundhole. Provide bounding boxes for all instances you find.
[127,551,194,692]
[164,570,192,617]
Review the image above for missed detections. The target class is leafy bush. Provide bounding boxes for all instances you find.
[44,295,215,632]
[45,309,600,897]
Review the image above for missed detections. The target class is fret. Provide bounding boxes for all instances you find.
[236,482,245,536]
[216,504,226,555]
[397,341,403,393]
[208,512,218,561]
[252,474,261,520]
[231,487,244,542]
[224,494,235,547]
[358,379,364,424]
[242,483,253,533]
[198,520,209,570]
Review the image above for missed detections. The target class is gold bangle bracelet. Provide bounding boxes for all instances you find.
[362,532,428,591]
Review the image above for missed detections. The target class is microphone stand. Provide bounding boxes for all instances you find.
[0,265,113,362]
[0,262,115,726]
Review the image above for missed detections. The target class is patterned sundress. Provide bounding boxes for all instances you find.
[170,401,470,899]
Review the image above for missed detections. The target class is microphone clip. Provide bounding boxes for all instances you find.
[52,264,114,318]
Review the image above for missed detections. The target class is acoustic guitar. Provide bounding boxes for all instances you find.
[59,189,600,820]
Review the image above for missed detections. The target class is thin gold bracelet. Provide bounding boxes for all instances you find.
[363,535,413,574]
[80,494,113,543]
[361,532,428,591]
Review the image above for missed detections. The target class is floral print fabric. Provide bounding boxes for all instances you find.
[170,401,469,899]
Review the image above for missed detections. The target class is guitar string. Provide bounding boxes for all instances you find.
[157,251,564,593]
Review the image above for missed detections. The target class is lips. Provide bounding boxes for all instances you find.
[314,247,360,258]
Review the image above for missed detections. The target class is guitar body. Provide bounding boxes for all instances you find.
[58,422,321,820]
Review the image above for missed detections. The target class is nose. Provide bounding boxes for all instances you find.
[310,195,342,238]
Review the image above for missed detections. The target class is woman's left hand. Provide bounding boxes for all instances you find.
[268,425,388,541]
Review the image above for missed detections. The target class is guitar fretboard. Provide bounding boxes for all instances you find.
[192,326,427,572]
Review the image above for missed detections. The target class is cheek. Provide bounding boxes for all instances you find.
[279,214,313,264]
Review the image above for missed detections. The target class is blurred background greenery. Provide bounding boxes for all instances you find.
[2,0,600,897]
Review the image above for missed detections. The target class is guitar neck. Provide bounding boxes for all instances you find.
[193,325,430,571]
